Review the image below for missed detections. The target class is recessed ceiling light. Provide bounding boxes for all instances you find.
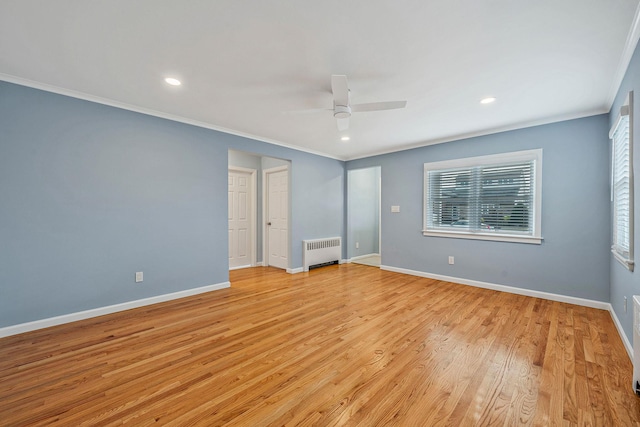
[480,97,496,104]
[164,77,182,86]
[341,136,350,141]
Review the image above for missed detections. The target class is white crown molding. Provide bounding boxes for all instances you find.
[0,74,344,161]
[345,109,607,161]
[0,281,230,338]
[605,2,640,108]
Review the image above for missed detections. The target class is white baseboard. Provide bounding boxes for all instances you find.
[347,253,380,263]
[380,265,633,361]
[608,304,633,360]
[229,264,252,271]
[380,265,610,310]
[290,260,345,273]
[0,282,230,338]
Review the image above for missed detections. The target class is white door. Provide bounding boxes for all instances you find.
[229,170,253,269]
[266,168,289,269]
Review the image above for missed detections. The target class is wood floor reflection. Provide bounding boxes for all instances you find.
[1,264,638,425]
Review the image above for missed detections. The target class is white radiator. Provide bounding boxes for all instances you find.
[303,237,342,272]
[634,295,640,395]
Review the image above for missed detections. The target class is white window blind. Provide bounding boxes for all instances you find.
[423,150,542,244]
[611,92,634,270]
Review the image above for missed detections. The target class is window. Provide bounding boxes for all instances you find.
[423,149,542,244]
[611,91,634,270]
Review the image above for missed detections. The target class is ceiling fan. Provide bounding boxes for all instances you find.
[292,75,407,131]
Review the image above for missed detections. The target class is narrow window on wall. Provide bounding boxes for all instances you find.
[611,91,634,271]
[423,149,542,244]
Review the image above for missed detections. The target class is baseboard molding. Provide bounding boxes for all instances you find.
[381,265,610,310]
[0,282,230,338]
[608,304,633,361]
[229,265,252,271]
[290,260,345,273]
[380,265,634,361]
[347,253,380,263]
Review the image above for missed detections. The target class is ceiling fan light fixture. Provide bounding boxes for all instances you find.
[334,105,351,119]
[480,96,496,104]
[341,136,350,141]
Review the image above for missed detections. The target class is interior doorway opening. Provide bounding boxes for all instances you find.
[347,166,381,267]
[228,150,291,271]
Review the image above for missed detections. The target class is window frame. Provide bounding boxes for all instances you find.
[610,91,634,271]
[423,149,543,244]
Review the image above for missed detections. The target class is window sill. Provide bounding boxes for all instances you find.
[422,229,542,245]
[612,249,634,271]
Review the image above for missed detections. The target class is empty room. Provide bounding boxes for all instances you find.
[2,1,640,425]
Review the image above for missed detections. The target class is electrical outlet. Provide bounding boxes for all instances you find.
[135,272,143,283]
[356,242,360,249]
[448,256,454,265]
[624,296,628,313]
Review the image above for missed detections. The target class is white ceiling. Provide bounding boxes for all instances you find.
[2,1,640,160]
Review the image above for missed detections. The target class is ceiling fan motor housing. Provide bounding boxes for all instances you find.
[334,105,351,119]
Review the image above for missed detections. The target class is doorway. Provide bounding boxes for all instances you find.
[228,150,290,271]
[347,166,381,267]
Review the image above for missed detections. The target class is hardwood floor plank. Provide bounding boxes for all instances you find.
[1,265,639,426]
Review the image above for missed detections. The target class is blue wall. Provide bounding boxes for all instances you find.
[347,115,611,302]
[610,41,640,343]
[0,81,344,327]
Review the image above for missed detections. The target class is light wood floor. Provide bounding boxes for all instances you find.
[1,264,639,426]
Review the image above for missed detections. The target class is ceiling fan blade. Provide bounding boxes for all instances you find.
[331,75,350,106]
[337,117,350,131]
[351,100,407,112]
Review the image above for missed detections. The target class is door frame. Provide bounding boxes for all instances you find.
[263,165,290,269]
[228,166,257,269]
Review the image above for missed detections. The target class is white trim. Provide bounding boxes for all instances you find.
[608,303,633,361]
[228,165,258,269]
[610,91,634,271]
[349,253,381,262]
[380,265,610,310]
[380,264,633,361]
[287,267,304,274]
[422,230,542,244]
[612,248,635,271]
[345,110,605,161]
[605,2,640,108]
[0,73,343,161]
[0,282,230,338]
[423,149,542,170]
[424,149,543,243]
[229,265,252,271]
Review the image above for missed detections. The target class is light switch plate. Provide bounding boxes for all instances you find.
[135,272,143,283]
[391,205,400,213]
